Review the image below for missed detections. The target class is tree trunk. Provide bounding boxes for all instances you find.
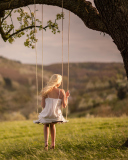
[94,0,128,147]
[122,138,128,147]
[94,0,128,78]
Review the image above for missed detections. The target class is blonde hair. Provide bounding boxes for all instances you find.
[41,74,62,97]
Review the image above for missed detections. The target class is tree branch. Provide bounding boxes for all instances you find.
[0,18,8,41]
[10,13,14,33]
[8,25,44,40]
[0,0,109,34]
[1,24,55,41]
[6,27,13,35]
[1,9,13,24]
[27,6,34,25]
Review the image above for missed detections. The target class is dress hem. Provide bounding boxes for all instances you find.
[33,120,68,125]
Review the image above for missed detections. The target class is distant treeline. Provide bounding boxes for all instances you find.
[0,56,128,121]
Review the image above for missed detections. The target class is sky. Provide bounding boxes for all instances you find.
[0,0,123,65]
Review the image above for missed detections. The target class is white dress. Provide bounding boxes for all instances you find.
[34,89,68,124]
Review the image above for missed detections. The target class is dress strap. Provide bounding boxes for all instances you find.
[58,89,60,99]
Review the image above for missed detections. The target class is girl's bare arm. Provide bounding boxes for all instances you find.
[61,89,70,108]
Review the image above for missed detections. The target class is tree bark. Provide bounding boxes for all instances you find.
[94,0,128,78]
[94,0,128,147]
[122,138,128,147]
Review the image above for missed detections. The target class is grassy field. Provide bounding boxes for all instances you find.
[0,118,128,160]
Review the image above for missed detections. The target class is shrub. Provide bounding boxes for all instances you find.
[28,112,38,120]
[3,112,26,121]
[117,87,127,100]
[3,77,12,87]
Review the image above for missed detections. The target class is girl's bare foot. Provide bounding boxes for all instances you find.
[50,145,55,149]
[44,145,48,151]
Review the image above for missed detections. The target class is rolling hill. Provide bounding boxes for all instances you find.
[0,56,128,121]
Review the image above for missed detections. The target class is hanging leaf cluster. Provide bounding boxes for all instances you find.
[1,7,64,49]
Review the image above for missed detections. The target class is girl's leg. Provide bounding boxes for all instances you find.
[50,123,56,147]
[44,124,49,146]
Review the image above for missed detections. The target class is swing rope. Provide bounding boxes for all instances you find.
[66,11,70,120]
[34,0,39,115]
[41,5,44,111]
[42,5,44,91]
[62,0,64,113]
[61,0,70,120]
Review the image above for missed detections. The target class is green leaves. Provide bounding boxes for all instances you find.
[24,29,37,49]
[47,12,64,34]
[1,7,64,49]
[2,20,14,34]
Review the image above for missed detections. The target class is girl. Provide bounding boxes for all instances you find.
[34,74,70,150]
